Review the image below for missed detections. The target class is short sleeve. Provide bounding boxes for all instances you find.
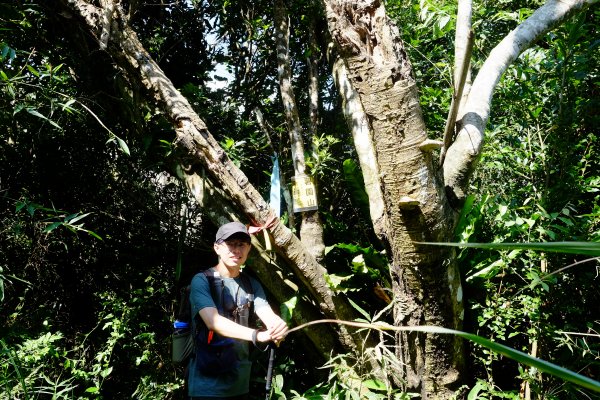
[189,272,216,316]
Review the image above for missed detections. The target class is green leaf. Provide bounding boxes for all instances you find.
[13,103,25,115]
[347,297,371,321]
[1,45,9,61]
[25,108,62,130]
[85,387,99,393]
[116,137,130,156]
[43,221,63,233]
[60,98,78,113]
[290,321,600,393]
[403,326,600,393]
[26,64,39,77]
[100,366,113,378]
[66,212,92,224]
[466,259,503,281]
[281,296,298,323]
[363,379,386,391]
[467,380,486,400]
[85,229,103,240]
[457,329,600,393]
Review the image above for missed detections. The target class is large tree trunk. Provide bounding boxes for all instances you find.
[325,0,597,396]
[323,0,464,397]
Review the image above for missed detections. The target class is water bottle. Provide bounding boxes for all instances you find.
[172,320,192,363]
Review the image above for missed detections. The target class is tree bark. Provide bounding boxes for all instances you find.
[323,0,464,397]
[274,0,326,262]
[331,56,385,231]
[455,0,473,114]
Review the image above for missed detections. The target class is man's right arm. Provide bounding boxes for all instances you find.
[199,307,272,343]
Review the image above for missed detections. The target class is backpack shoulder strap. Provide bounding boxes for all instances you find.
[238,271,255,321]
[202,268,225,315]
[238,271,254,306]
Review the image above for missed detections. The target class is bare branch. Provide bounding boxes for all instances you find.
[440,29,474,166]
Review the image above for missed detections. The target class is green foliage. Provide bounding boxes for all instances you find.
[342,159,372,226]
[465,379,519,399]
[454,6,600,394]
[305,134,341,179]
[1,0,598,399]
[388,0,454,133]
[0,3,203,399]
[0,277,178,399]
[1,333,77,400]
[15,199,102,240]
[269,301,415,400]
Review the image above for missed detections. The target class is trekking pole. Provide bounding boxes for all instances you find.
[264,343,276,400]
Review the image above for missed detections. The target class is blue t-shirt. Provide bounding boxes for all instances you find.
[187,269,269,397]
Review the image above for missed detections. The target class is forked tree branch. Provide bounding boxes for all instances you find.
[443,0,598,204]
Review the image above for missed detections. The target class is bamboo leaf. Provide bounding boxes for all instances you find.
[408,326,600,393]
[43,221,63,233]
[67,212,92,224]
[26,64,39,77]
[286,321,600,393]
[417,241,600,257]
[86,230,103,240]
[347,298,371,321]
[25,108,62,130]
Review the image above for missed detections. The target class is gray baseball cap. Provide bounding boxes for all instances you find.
[215,221,251,243]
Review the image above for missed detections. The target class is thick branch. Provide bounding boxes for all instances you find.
[454,0,473,108]
[443,0,598,204]
[439,29,473,166]
[331,56,385,232]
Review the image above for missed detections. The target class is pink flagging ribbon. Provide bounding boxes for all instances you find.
[247,213,278,234]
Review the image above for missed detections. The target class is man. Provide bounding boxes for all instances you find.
[188,221,288,399]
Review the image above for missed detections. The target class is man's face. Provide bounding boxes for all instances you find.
[214,237,251,268]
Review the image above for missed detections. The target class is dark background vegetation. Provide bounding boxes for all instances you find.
[1,0,599,398]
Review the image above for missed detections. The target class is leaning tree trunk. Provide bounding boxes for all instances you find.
[178,167,342,359]
[324,0,464,397]
[61,0,363,353]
